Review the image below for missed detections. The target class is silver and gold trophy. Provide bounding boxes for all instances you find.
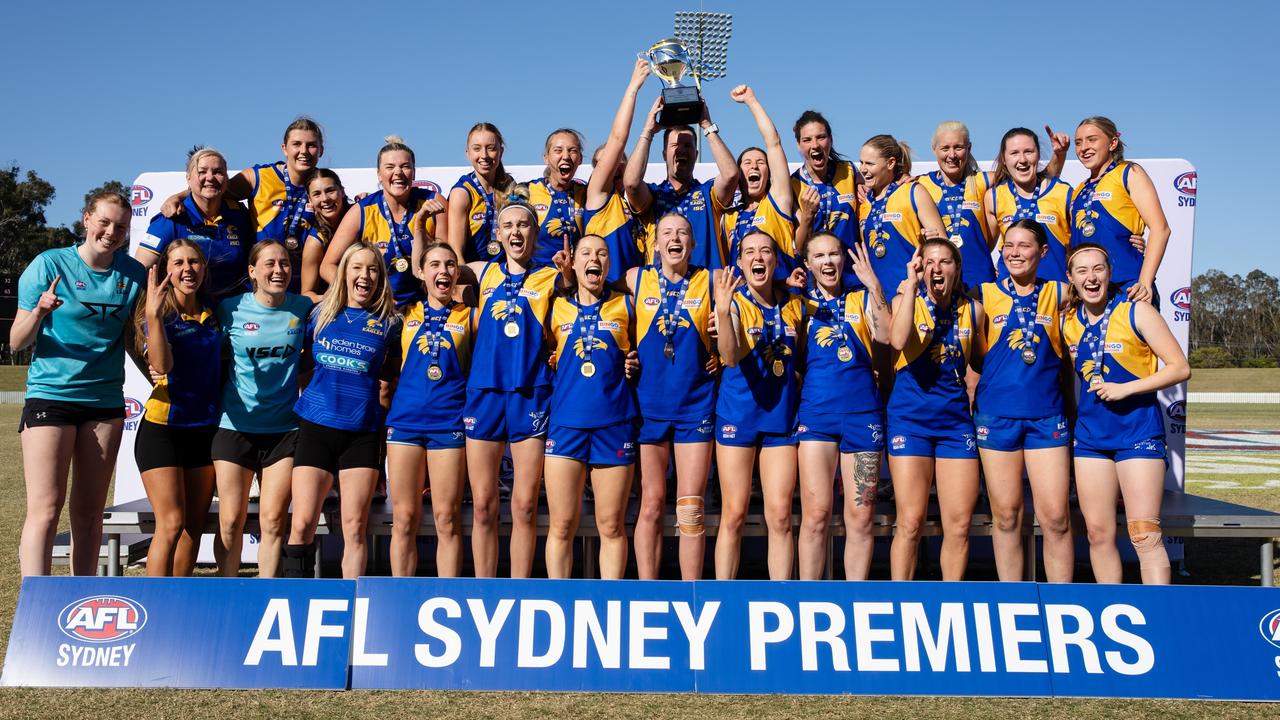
[639,11,732,127]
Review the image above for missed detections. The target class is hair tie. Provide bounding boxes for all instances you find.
[505,193,523,204]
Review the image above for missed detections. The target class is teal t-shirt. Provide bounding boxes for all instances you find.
[18,245,145,407]
[217,292,312,433]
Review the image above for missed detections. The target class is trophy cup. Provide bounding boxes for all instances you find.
[640,39,703,127]
[640,12,732,127]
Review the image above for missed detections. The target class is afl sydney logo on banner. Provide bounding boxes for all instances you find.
[1260,608,1280,650]
[58,596,148,643]
[1174,171,1197,208]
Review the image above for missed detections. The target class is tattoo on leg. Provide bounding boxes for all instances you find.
[853,452,880,507]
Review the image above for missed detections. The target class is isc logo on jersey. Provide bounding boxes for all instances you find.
[1174,171,1196,208]
[56,596,146,668]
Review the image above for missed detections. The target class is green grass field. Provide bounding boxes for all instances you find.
[0,379,1277,716]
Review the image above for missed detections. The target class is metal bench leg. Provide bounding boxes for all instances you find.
[825,535,834,581]
[1263,540,1275,588]
[107,534,120,577]
[583,536,598,579]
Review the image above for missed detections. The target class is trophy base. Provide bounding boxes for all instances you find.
[658,86,703,127]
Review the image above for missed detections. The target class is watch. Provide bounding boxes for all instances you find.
[701,123,719,137]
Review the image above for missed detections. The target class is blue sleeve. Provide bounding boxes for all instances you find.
[17,252,54,312]
[141,214,177,253]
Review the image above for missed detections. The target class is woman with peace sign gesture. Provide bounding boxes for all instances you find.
[13,190,146,576]
[131,240,222,576]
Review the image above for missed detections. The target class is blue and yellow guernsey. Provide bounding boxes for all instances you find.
[548,291,636,428]
[634,266,715,422]
[975,280,1066,418]
[584,190,645,283]
[722,192,797,280]
[468,262,559,391]
[1061,298,1164,449]
[992,178,1074,282]
[644,178,728,270]
[888,293,977,433]
[142,309,222,427]
[355,186,442,306]
[251,163,314,292]
[451,172,501,262]
[715,289,803,431]
[790,159,860,252]
[529,178,587,268]
[1069,162,1147,287]
[385,301,474,433]
[294,307,396,432]
[916,171,995,288]
[800,289,880,415]
[859,180,930,293]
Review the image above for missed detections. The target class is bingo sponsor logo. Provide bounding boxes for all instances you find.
[1260,608,1280,650]
[56,595,146,667]
[1174,171,1196,207]
[1170,287,1191,323]
[129,185,152,217]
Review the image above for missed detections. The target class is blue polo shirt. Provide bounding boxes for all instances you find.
[141,195,252,303]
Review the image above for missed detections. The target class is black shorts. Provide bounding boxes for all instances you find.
[19,398,124,432]
[134,419,216,473]
[211,428,298,472]
[294,419,382,475]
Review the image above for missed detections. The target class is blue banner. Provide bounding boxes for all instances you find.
[4,576,1280,700]
[1,577,354,689]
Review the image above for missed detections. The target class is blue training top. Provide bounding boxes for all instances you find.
[294,306,397,432]
[218,292,313,433]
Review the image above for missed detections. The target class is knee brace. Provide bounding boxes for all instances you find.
[281,542,317,578]
[676,496,705,537]
[1127,518,1170,570]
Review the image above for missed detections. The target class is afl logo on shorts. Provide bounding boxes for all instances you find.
[123,397,144,421]
[891,435,906,450]
[1259,608,1280,649]
[129,185,152,207]
[1174,171,1197,197]
[1166,400,1186,422]
[59,596,147,643]
[1170,287,1191,310]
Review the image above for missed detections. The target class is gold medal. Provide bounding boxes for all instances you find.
[394,257,410,273]
[837,346,853,363]
[873,242,886,259]
[948,234,963,247]
[1081,222,1096,238]
[487,241,501,257]
[1090,375,1103,387]
[1021,347,1037,365]
[771,359,785,377]
[580,361,597,378]
[504,320,520,338]
[427,364,443,381]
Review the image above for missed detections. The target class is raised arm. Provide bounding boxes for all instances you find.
[712,269,742,366]
[890,248,922,351]
[730,85,793,215]
[1043,124,1070,179]
[142,266,175,374]
[702,103,741,209]
[623,96,664,214]
[589,60,651,208]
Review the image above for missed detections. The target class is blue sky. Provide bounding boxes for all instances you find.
[1,0,1275,276]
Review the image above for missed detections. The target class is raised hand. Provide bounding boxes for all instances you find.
[144,265,172,320]
[904,246,922,285]
[629,58,651,89]
[729,84,756,104]
[552,236,574,285]
[644,96,665,132]
[1046,124,1070,157]
[785,266,808,290]
[36,275,63,315]
[797,184,820,221]
[849,241,881,291]
[713,267,742,311]
[420,196,446,217]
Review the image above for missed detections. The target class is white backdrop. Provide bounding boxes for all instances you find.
[121,159,1195,560]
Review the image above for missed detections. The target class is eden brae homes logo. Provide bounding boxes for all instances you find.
[56,595,147,667]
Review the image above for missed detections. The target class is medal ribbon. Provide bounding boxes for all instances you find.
[747,291,786,368]
[868,179,904,244]
[542,178,580,247]
[573,296,603,368]
[1008,178,1053,222]
[423,305,448,365]
[467,172,496,253]
[923,292,965,385]
[932,171,967,237]
[817,288,848,351]
[1082,293,1124,385]
[1004,278,1043,354]
[499,264,526,325]
[278,165,308,239]
[657,269,690,349]
[378,193,415,267]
